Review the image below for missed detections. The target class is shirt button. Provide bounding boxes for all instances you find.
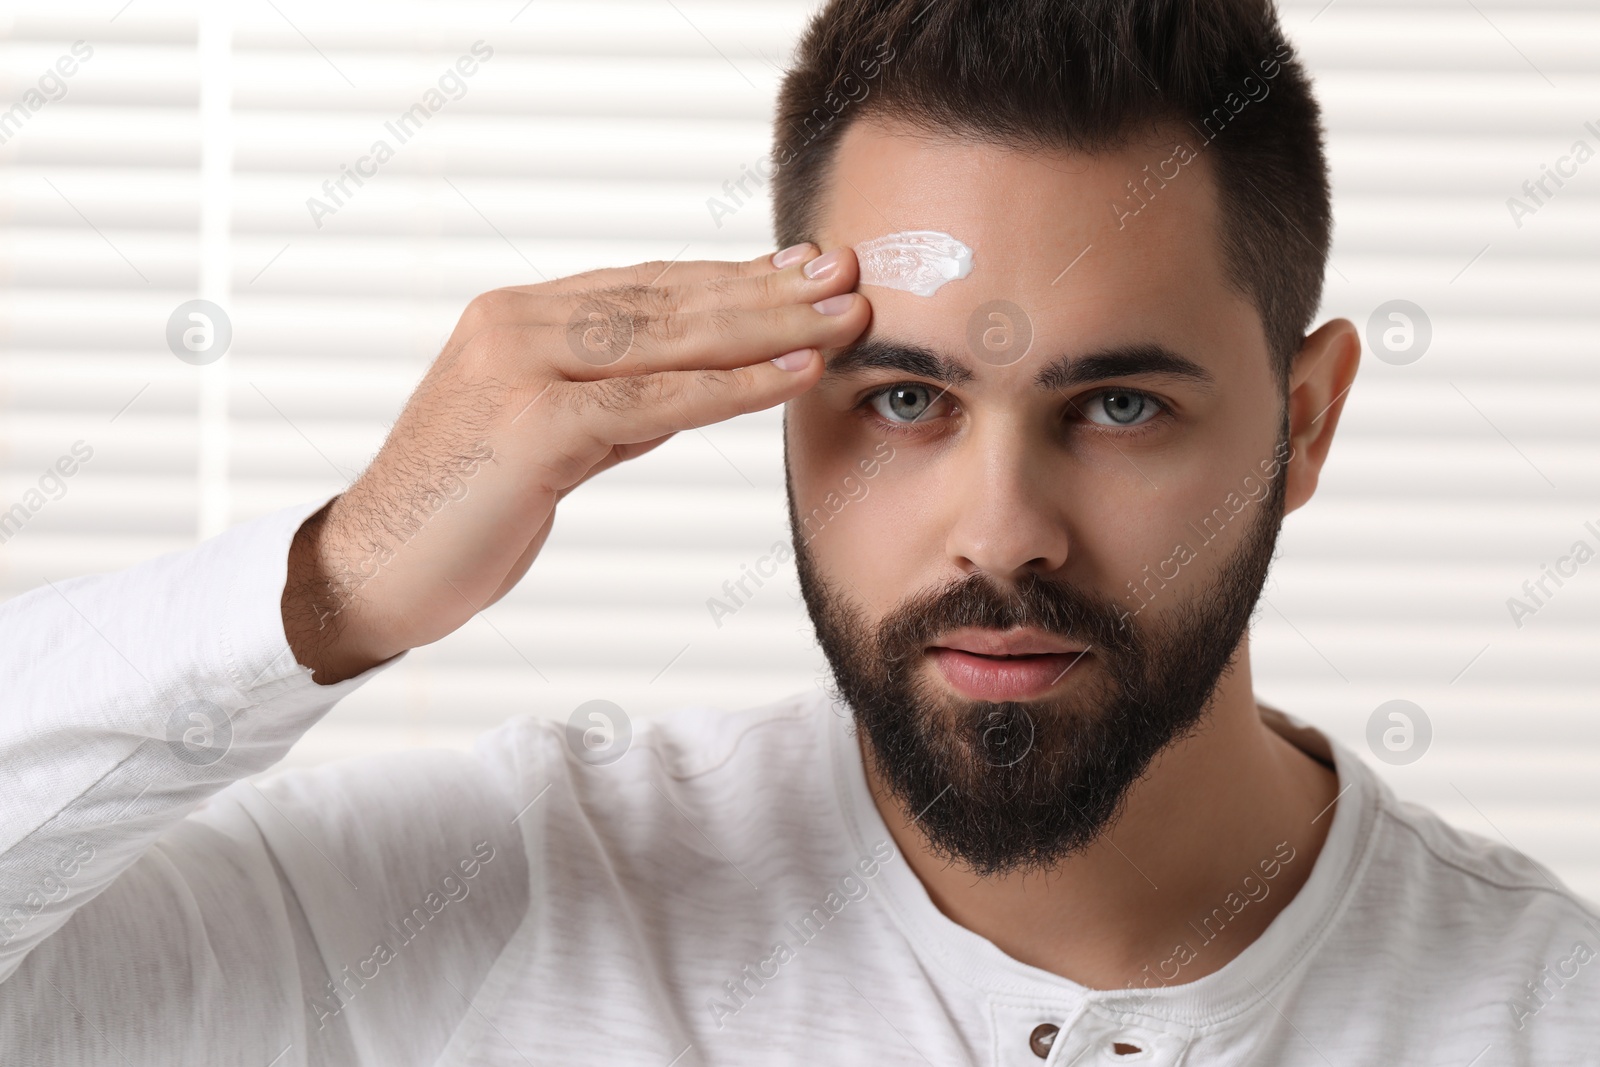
[1029,1023,1060,1059]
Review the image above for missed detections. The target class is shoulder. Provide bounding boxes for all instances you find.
[1267,711,1598,984]
[1368,783,1598,935]
[1339,766,1600,1044]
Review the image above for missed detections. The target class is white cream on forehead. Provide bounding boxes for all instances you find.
[854,229,974,297]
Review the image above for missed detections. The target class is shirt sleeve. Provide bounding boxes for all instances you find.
[0,499,533,1067]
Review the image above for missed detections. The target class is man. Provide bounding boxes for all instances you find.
[2,0,1595,1063]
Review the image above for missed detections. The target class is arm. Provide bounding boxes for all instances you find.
[0,496,372,982]
[0,243,865,1064]
[0,499,535,1065]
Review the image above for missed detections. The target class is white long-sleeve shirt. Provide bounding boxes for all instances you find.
[3,498,1599,1066]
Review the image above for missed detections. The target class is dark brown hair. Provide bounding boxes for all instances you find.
[771,0,1332,374]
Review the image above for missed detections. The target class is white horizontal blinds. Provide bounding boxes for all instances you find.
[1,0,1596,900]
[0,5,205,597]
[1269,0,1600,899]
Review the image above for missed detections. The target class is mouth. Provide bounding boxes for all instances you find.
[925,628,1091,701]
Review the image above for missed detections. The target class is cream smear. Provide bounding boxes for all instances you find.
[854,230,974,297]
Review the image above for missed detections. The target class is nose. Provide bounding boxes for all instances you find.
[943,419,1071,580]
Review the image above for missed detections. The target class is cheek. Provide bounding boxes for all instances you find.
[1071,483,1183,606]
[1086,453,1275,610]
[821,483,939,616]
[785,399,858,515]
[786,421,929,607]
[786,392,906,506]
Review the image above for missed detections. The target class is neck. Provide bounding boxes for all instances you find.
[860,640,1339,990]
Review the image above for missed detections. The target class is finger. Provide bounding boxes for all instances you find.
[611,432,678,464]
[629,292,870,370]
[568,434,677,489]
[556,348,826,448]
[551,247,860,372]
[543,245,859,371]
[504,243,819,298]
[452,244,846,360]
[531,289,871,379]
[659,243,856,315]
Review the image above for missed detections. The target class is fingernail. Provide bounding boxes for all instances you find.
[771,348,815,372]
[772,244,811,269]
[803,249,842,280]
[812,294,854,316]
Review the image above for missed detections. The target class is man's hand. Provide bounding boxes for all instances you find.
[281,243,867,683]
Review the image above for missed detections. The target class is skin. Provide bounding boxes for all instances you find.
[786,117,1359,987]
[282,245,864,682]
[283,115,1360,992]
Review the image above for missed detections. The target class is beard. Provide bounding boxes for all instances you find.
[788,443,1288,878]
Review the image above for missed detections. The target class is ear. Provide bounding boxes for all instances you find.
[1283,318,1361,515]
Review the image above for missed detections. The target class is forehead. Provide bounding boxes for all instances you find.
[812,116,1268,369]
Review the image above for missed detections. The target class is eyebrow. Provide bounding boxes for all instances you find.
[822,338,1217,393]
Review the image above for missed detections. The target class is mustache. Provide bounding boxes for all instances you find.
[876,569,1142,667]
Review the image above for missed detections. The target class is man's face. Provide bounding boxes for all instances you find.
[783,117,1295,875]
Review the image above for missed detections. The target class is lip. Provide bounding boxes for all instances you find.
[927,627,1087,658]
[927,648,1090,701]
[924,628,1092,702]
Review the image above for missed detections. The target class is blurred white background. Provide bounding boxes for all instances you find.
[1,0,1597,896]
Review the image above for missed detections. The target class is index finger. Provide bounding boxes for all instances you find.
[502,243,820,297]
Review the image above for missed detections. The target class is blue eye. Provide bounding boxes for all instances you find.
[1084,391,1160,427]
[869,383,936,424]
